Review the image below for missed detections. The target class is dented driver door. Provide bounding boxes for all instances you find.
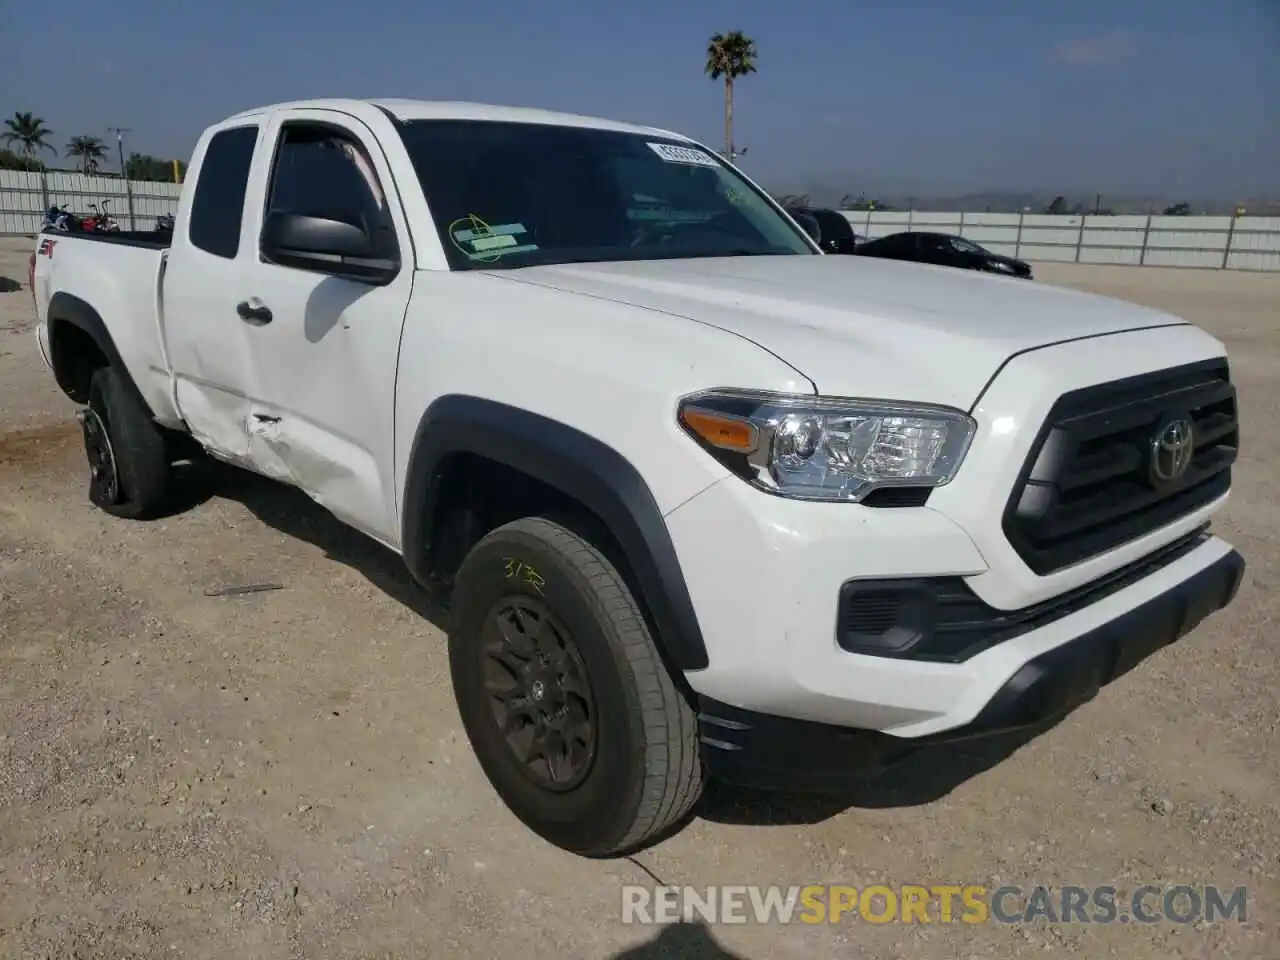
[233,107,414,547]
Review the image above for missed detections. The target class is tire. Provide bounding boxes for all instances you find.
[81,365,172,519]
[448,516,704,857]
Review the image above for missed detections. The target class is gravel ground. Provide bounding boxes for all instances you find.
[1,235,1277,959]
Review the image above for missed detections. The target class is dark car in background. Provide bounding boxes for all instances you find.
[856,231,1033,278]
[785,206,867,255]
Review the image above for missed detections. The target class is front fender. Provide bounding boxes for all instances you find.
[401,394,710,672]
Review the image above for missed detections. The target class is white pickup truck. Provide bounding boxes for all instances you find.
[30,98,1245,857]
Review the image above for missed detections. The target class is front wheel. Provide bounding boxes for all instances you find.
[447,516,704,857]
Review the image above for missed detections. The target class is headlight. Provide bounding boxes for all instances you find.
[677,389,976,502]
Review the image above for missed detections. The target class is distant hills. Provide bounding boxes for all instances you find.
[881,192,1279,216]
[767,182,1280,216]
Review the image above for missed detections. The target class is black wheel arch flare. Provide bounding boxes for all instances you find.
[401,395,711,672]
[46,291,153,414]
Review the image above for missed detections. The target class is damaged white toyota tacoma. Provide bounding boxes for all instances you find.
[30,98,1244,857]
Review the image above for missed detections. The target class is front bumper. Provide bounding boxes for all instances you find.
[665,466,1242,736]
[697,544,1244,791]
[665,327,1242,744]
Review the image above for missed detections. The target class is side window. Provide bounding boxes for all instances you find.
[264,123,389,236]
[188,125,258,259]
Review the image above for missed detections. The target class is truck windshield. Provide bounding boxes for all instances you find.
[395,119,817,270]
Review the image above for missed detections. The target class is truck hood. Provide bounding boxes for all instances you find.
[496,254,1188,410]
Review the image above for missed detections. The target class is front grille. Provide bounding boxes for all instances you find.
[1004,359,1237,575]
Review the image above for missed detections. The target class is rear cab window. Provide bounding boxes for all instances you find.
[188,125,259,259]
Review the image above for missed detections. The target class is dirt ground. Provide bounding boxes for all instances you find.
[1,236,1277,959]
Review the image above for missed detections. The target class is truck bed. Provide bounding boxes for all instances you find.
[32,226,179,425]
[41,227,171,250]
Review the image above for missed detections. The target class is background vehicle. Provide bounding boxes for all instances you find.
[43,201,125,235]
[29,98,1243,860]
[81,200,121,233]
[857,230,1033,277]
[42,205,80,232]
[785,205,866,254]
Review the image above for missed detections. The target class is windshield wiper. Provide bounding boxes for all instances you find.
[471,247,799,271]
[636,248,795,261]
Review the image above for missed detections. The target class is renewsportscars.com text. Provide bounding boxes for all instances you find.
[621,884,1249,926]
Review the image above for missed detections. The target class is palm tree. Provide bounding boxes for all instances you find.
[704,31,758,162]
[66,135,108,174]
[2,112,55,163]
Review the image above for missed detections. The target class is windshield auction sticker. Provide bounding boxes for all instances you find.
[646,143,720,167]
[448,215,538,262]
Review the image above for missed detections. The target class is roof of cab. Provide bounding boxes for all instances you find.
[220,97,691,142]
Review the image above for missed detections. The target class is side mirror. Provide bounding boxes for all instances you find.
[261,210,398,283]
[793,211,822,246]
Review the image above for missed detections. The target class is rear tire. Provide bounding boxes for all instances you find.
[82,365,172,519]
[448,516,704,857]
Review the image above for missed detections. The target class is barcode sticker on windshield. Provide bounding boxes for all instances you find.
[647,143,719,167]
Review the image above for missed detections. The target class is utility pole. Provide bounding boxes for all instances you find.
[107,126,130,176]
[107,126,135,229]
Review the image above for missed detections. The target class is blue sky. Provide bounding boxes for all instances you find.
[1,0,1276,198]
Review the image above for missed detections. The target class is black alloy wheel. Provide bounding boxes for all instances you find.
[481,595,597,791]
[447,516,705,857]
[80,405,121,508]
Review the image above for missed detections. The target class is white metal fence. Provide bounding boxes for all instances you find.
[0,169,182,234]
[2,169,1278,272]
[841,210,1280,272]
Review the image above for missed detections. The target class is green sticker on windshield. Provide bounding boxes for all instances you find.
[448,215,538,263]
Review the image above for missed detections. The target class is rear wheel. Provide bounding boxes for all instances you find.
[448,516,704,857]
[81,366,172,519]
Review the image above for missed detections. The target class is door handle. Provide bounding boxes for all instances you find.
[236,298,273,324]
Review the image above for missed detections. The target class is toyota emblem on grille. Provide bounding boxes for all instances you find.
[1150,415,1195,485]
